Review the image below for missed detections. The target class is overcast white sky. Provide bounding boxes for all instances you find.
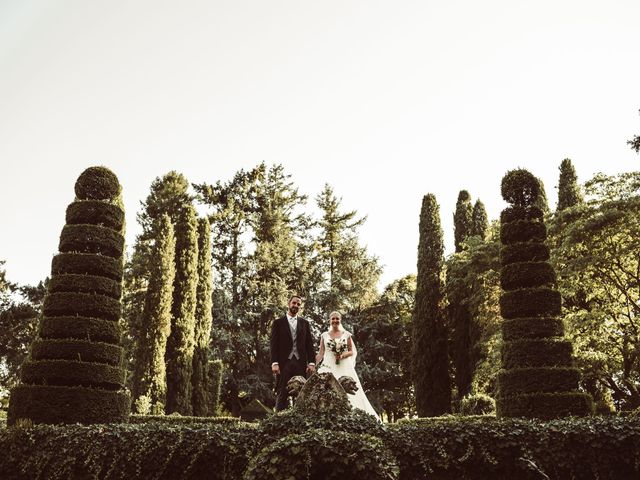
[1,0,639,289]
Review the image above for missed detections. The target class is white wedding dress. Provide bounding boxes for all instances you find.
[317,331,380,421]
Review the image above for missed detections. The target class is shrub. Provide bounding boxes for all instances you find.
[31,339,123,365]
[500,242,550,265]
[501,339,572,369]
[500,205,544,224]
[51,253,122,280]
[66,201,125,231]
[21,360,125,389]
[502,317,564,341]
[74,166,121,201]
[459,393,496,416]
[48,274,121,299]
[43,292,121,321]
[501,169,541,207]
[500,262,556,290]
[58,224,125,258]
[500,220,546,244]
[39,316,121,344]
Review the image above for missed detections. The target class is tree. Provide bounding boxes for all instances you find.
[628,109,640,153]
[557,159,583,211]
[453,190,473,253]
[352,275,416,421]
[550,172,640,410]
[471,200,488,239]
[497,168,591,419]
[8,166,130,425]
[165,202,199,415]
[412,194,451,416]
[192,217,214,416]
[130,214,175,413]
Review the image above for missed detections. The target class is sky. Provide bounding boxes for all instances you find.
[1,0,639,290]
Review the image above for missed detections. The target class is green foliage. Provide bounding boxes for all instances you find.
[413,194,451,416]
[557,158,583,211]
[129,414,242,425]
[501,317,564,341]
[459,393,496,415]
[499,220,546,244]
[131,214,175,413]
[31,339,122,365]
[58,224,125,258]
[500,242,549,265]
[453,190,473,252]
[500,261,556,290]
[207,360,223,416]
[628,109,640,153]
[74,166,121,201]
[501,339,572,369]
[500,205,544,224]
[52,253,122,280]
[48,274,121,299]
[39,316,121,344]
[501,169,541,207]
[192,217,213,416]
[471,199,488,239]
[43,291,121,321]
[499,287,561,319]
[66,200,125,231]
[245,429,399,480]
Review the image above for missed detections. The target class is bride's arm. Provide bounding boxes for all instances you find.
[341,335,356,359]
[315,335,325,364]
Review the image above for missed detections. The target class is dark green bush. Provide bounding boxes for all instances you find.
[501,339,572,369]
[66,201,124,231]
[501,262,556,290]
[502,317,564,341]
[48,274,121,299]
[51,253,122,280]
[500,205,544,224]
[21,360,125,389]
[498,367,580,396]
[500,220,546,244]
[497,392,593,420]
[31,339,123,366]
[500,242,550,265]
[501,169,541,207]
[7,385,130,426]
[58,224,124,258]
[43,292,121,321]
[500,287,561,319]
[129,415,241,426]
[459,393,496,416]
[74,166,121,201]
[39,316,121,344]
[245,429,398,480]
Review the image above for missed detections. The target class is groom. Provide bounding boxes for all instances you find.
[270,295,316,411]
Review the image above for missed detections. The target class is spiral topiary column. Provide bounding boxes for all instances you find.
[8,166,130,425]
[496,168,592,419]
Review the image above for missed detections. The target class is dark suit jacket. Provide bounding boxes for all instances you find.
[270,315,316,366]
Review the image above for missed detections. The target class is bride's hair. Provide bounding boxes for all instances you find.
[328,311,347,333]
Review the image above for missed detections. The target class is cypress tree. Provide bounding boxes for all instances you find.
[8,166,129,425]
[412,194,451,416]
[556,158,583,211]
[471,199,488,239]
[165,203,199,415]
[497,169,592,419]
[207,359,224,416]
[453,190,473,252]
[130,214,176,413]
[192,217,213,416]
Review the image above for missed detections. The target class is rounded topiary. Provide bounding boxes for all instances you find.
[501,242,550,265]
[459,393,496,416]
[39,316,121,344]
[66,201,125,231]
[74,166,121,201]
[501,262,556,291]
[501,169,541,207]
[502,317,564,341]
[500,205,544,224]
[244,429,399,480]
[51,253,122,280]
[500,220,546,245]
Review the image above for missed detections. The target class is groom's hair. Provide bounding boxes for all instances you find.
[288,294,303,303]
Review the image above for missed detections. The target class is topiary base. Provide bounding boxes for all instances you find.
[496,392,593,420]
[7,385,130,425]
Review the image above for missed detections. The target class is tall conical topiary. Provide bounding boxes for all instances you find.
[453,190,473,252]
[191,217,213,416]
[8,166,130,425]
[471,199,488,239]
[165,203,199,415]
[413,194,451,416]
[130,214,176,413]
[556,158,583,211]
[497,169,592,419]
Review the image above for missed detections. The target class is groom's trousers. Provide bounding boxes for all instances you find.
[275,357,306,411]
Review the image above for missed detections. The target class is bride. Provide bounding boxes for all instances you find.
[316,311,380,421]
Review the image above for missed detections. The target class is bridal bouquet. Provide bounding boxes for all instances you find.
[327,338,348,365]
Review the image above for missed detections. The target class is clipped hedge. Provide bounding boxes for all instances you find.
[129,415,242,426]
[500,287,561,319]
[58,224,124,259]
[48,274,121,299]
[51,252,122,280]
[500,242,550,265]
[500,205,544,224]
[31,339,123,366]
[66,201,125,231]
[498,367,580,396]
[500,262,556,291]
[501,339,572,369]
[75,166,121,201]
[500,220,546,245]
[245,429,399,480]
[39,316,121,344]
[21,360,125,390]
[43,292,121,321]
[496,392,593,420]
[502,317,564,341]
[7,385,130,426]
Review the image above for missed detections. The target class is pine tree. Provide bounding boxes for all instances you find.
[453,190,473,253]
[165,203,199,415]
[192,217,213,416]
[497,168,592,419]
[8,166,129,424]
[556,159,583,211]
[413,194,451,416]
[471,200,488,239]
[130,214,175,413]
